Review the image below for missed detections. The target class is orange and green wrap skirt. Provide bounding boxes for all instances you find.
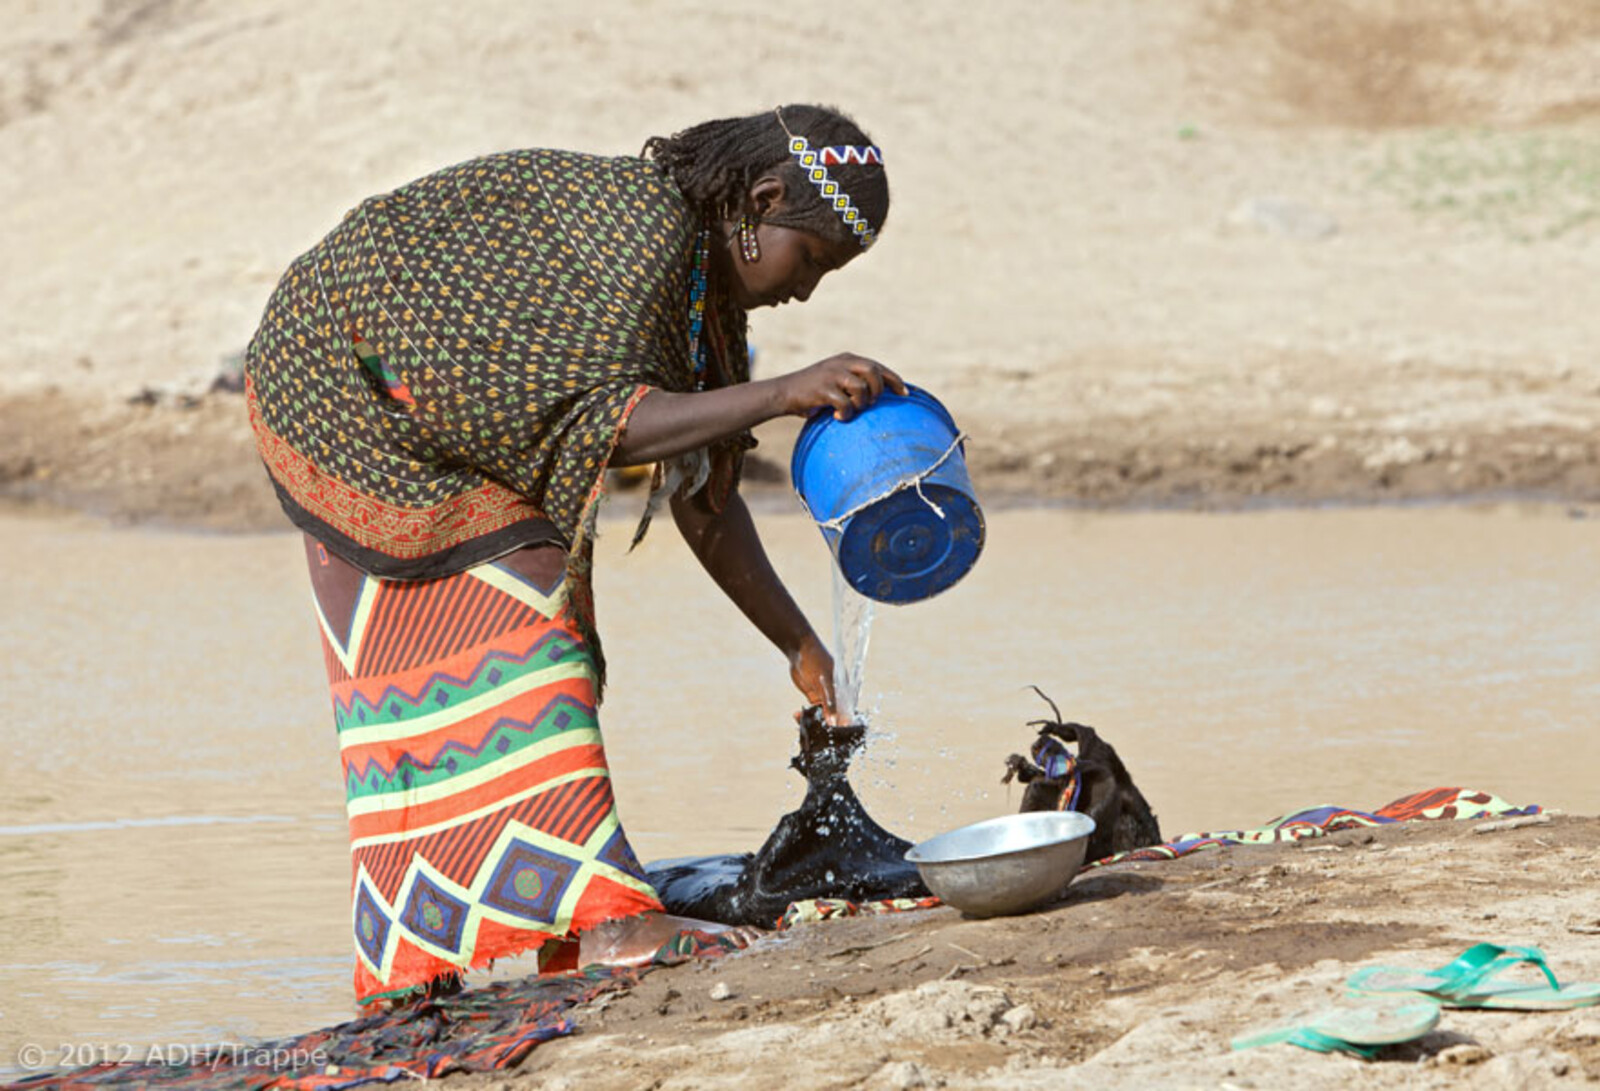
[304,536,663,1003]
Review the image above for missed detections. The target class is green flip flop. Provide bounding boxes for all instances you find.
[1231,1001,1441,1059]
[1346,943,1600,1011]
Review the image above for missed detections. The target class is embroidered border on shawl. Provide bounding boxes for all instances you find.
[247,376,545,561]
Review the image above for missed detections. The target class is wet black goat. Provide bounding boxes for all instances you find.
[1002,687,1163,864]
[645,708,926,926]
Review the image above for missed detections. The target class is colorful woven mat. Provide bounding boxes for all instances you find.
[1086,786,1539,869]
[777,896,944,930]
[6,931,745,1091]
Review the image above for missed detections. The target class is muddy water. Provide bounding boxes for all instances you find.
[1,503,1596,1067]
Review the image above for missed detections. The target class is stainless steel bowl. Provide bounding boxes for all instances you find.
[905,811,1096,918]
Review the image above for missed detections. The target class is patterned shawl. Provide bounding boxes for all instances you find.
[245,149,750,682]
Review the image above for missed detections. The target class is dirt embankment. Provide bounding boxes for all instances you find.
[2,367,1598,530]
[468,815,1600,1090]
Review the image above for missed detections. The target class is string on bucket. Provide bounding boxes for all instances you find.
[912,477,946,521]
[802,432,970,533]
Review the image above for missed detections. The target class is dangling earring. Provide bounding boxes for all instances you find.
[739,215,761,263]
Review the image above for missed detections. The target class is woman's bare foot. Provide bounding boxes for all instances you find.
[577,911,765,968]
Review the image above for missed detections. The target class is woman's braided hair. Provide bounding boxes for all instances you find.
[643,103,889,246]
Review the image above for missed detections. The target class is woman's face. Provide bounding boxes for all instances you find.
[717,175,864,310]
[725,225,861,310]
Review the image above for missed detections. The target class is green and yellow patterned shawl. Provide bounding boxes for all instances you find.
[245,149,749,678]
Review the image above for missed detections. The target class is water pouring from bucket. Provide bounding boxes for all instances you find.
[791,385,986,605]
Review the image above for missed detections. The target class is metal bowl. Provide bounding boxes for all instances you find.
[905,811,1096,918]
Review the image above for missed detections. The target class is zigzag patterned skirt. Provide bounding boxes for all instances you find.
[303,535,664,1003]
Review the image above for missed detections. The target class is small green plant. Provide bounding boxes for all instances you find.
[1366,128,1600,240]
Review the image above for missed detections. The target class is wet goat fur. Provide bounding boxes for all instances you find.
[1004,692,1163,864]
[644,712,928,927]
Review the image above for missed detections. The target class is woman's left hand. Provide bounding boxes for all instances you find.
[777,354,907,422]
[789,634,839,724]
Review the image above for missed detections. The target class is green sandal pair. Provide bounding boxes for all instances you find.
[1346,942,1600,1012]
[1233,943,1600,1059]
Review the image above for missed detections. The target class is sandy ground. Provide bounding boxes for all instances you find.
[474,815,1600,1091]
[4,2,1599,1087]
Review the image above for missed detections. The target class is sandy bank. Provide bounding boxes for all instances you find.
[474,814,1600,1090]
[2,377,1598,532]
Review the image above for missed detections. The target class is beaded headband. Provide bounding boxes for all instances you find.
[777,110,884,250]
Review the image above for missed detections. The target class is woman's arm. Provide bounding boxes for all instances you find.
[670,483,839,720]
[612,353,906,467]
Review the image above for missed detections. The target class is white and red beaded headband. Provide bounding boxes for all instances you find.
[776,109,884,250]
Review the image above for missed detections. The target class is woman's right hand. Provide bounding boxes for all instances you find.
[777,354,908,421]
[788,633,840,725]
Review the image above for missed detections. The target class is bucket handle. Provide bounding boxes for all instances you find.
[798,432,970,532]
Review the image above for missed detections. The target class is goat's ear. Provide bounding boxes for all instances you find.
[1003,755,1045,786]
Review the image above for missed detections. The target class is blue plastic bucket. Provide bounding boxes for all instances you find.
[790,386,985,604]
